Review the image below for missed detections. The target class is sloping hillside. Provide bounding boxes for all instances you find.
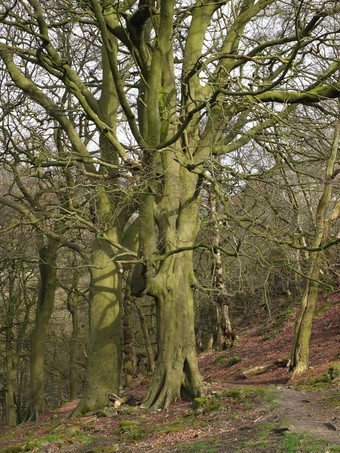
[0,291,339,453]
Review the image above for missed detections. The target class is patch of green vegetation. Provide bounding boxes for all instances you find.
[113,420,150,442]
[229,412,237,420]
[279,309,293,322]
[226,356,241,367]
[80,405,90,416]
[51,423,66,433]
[158,420,186,433]
[214,354,241,367]
[282,432,327,453]
[118,420,139,429]
[190,419,210,429]
[193,440,223,452]
[215,386,276,404]
[314,302,330,316]
[0,446,24,453]
[19,425,99,451]
[41,434,61,443]
[297,364,340,390]
[192,396,222,414]
[23,437,42,451]
[214,353,227,365]
[236,421,339,453]
[328,363,340,379]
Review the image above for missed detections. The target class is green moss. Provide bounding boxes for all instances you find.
[226,356,241,367]
[192,397,221,414]
[52,424,66,433]
[113,420,150,442]
[41,434,61,443]
[297,365,340,390]
[158,421,186,433]
[63,426,82,437]
[328,363,340,379]
[118,420,139,429]
[192,397,209,410]
[0,446,23,453]
[214,353,227,365]
[314,302,330,316]
[80,406,90,415]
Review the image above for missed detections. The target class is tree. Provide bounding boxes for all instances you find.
[1,0,340,412]
[290,115,340,377]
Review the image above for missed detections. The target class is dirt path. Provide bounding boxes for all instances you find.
[278,387,340,446]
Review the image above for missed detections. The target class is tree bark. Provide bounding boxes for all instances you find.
[27,239,58,420]
[122,296,135,387]
[142,251,203,409]
[67,294,79,400]
[5,348,17,426]
[134,299,155,374]
[73,234,122,416]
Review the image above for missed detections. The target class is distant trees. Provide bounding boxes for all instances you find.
[0,206,36,425]
[0,0,339,418]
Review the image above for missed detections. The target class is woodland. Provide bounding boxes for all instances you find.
[0,0,339,435]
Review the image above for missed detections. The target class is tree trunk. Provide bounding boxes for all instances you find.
[122,296,135,387]
[5,348,17,426]
[73,236,122,416]
[212,248,234,349]
[4,272,18,426]
[290,263,320,378]
[67,294,79,400]
[134,299,155,374]
[143,252,203,409]
[28,239,58,420]
[209,188,234,349]
[290,118,340,378]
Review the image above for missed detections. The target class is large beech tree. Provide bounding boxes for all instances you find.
[1,0,340,412]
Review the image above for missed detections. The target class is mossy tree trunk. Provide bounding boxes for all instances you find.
[28,238,58,420]
[122,296,136,387]
[134,299,155,374]
[73,233,122,416]
[73,38,127,415]
[5,331,17,426]
[143,250,203,409]
[291,118,340,378]
[4,269,18,426]
[67,293,79,400]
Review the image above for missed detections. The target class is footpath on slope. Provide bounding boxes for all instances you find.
[278,387,340,446]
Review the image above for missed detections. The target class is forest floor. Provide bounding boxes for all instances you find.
[0,290,339,453]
